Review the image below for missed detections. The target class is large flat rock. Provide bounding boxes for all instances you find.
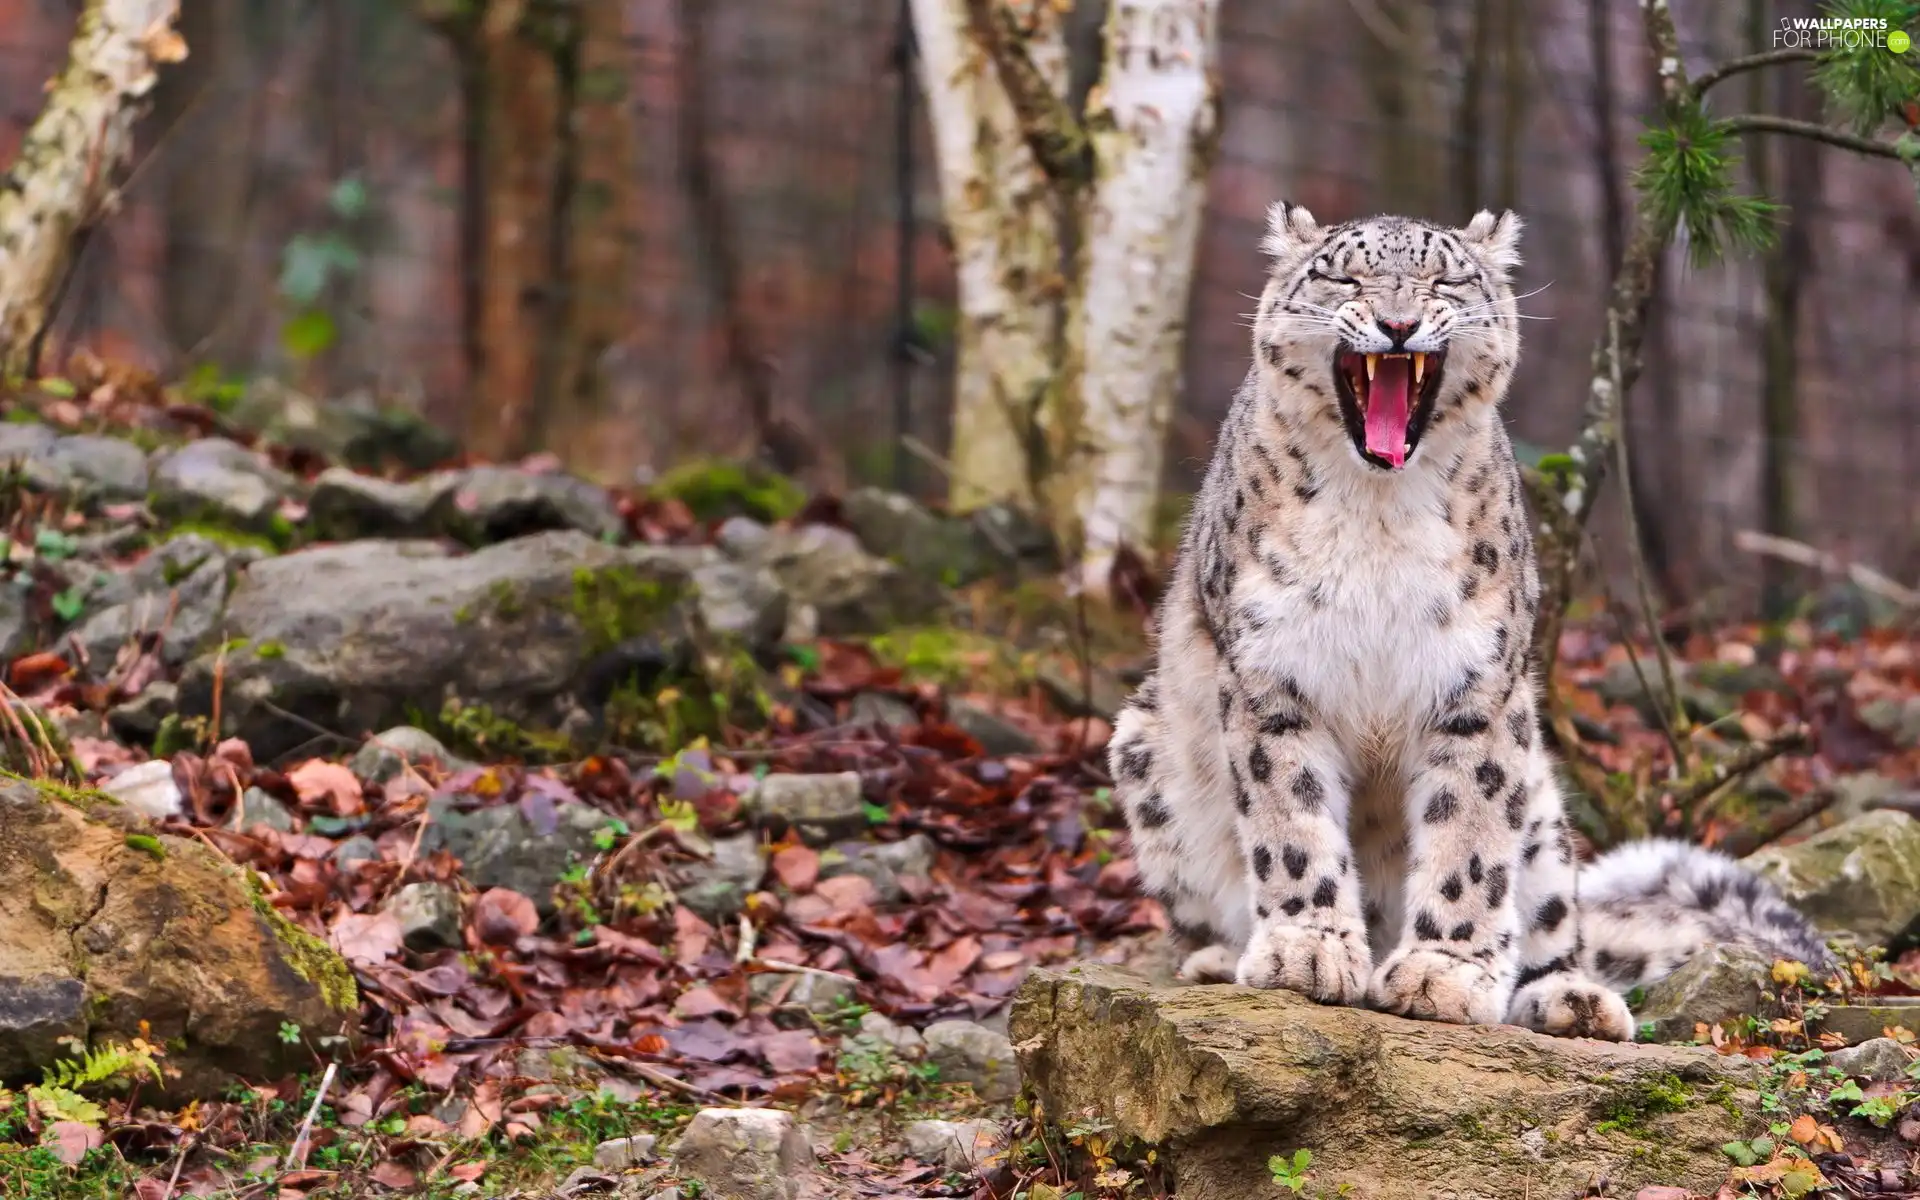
[1010,964,1761,1200]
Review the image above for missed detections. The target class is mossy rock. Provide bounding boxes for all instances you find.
[650,458,806,524]
[0,777,357,1096]
[1011,964,1761,1200]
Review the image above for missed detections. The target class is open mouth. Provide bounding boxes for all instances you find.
[1332,349,1446,470]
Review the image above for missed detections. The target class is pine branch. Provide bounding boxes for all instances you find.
[961,0,1093,189]
[1721,113,1915,161]
[1691,49,1821,96]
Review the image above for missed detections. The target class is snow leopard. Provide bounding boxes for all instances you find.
[1108,203,1831,1040]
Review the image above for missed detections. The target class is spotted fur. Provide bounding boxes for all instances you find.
[1110,204,1830,1041]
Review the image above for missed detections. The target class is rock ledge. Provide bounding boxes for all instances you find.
[1009,964,1762,1200]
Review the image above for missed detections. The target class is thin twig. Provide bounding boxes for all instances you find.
[1720,114,1912,161]
[284,1060,338,1171]
[1713,787,1836,858]
[1731,530,1920,609]
[1690,48,1820,96]
[1671,724,1814,827]
[749,955,860,983]
[1603,314,1691,776]
[162,1134,193,1198]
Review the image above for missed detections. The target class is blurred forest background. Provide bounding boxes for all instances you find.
[2,0,1916,614]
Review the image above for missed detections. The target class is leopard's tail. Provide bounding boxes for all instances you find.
[1574,838,1833,992]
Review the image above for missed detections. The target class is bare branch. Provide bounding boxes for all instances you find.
[1721,114,1914,161]
[1732,529,1920,609]
[1690,49,1820,97]
[1672,723,1815,823]
[961,0,1092,188]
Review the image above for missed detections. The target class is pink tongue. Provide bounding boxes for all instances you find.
[1365,356,1413,468]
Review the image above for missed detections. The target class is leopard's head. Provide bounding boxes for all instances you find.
[1252,204,1524,472]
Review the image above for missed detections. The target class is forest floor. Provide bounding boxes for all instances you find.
[0,366,1917,1199]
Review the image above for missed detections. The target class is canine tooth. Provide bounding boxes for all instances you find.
[1365,354,1378,380]
[1413,352,1426,383]
[1403,442,1412,454]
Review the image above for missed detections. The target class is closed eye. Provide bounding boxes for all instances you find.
[1435,275,1477,289]
[1308,268,1360,286]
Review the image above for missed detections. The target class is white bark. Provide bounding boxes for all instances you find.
[1071,0,1221,589]
[910,0,1070,512]
[0,0,186,373]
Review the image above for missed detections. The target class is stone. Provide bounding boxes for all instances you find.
[947,700,1039,756]
[426,465,625,547]
[966,503,1055,571]
[818,834,935,904]
[349,726,457,784]
[28,435,150,505]
[1859,695,1920,749]
[305,468,444,541]
[1828,1037,1915,1082]
[848,691,918,731]
[70,551,231,670]
[0,779,356,1095]
[901,1119,1005,1171]
[100,759,183,821]
[331,835,380,870]
[923,1019,1020,1102]
[149,437,297,533]
[385,882,463,951]
[235,787,297,834]
[1037,663,1130,722]
[1743,810,1920,946]
[715,516,773,559]
[106,682,179,743]
[0,585,32,661]
[675,834,768,923]
[230,380,456,472]
[841,487,988,586]
[745,773,868,845]
[171,531,716,761]
[748,969,855,1016]
[593,1134,658,1170]
[1631,945,1773,1044]
[754,524,943,636]
[1012,964,1762,1200]
[857,1011,923,1057]
[689,560,788,647]
[1809,1000,1920,1045]
[422,796,613,916]
[669,1108,815,1200]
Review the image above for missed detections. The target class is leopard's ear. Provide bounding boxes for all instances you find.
[1461,209,1523,278]
[1261,201,1321,262]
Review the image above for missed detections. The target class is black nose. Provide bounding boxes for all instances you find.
[1375,317,1418,349]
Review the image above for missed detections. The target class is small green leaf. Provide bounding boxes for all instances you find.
[36,377,76,398]
[863,802,890,825]
[1721,1140,1758,1166]
[281,309,338,360]
[51,587,85,622]
[328,175,369,220]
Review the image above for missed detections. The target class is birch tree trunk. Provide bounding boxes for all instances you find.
[0,0,186,375]
[910,0,1070,513]
[916,0,1221,596]
[1065,0,1221,591]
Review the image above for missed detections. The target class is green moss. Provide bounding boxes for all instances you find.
[569,565,686,656]
[866,625,1030,690]
[123,833,166,860]
[1594,1072,1694,1136]
[0,703,83,782]
[160,521,281,557]
[244,868,357,1012]
[433,697,576,763]
[648,458,805,523]
[0,767,115,811]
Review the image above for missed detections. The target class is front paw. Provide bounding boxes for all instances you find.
[1235,920,1372,1005]
[1369,948,1509,1026]
[1507,974,1634,1041]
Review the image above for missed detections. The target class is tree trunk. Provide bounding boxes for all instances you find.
[423,0,628,466]
[1062,0,1221,589]
[0,0,186,375]
[910,0,1071,515]
[915,0,1220,594]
